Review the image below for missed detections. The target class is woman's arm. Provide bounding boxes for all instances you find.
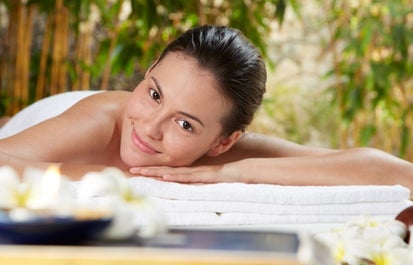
[194,132,335,165]
[0,150,114,180]
[130,133,413,192]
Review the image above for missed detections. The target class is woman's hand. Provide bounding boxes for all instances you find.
[130,162,246,184]
[131,148,413,193]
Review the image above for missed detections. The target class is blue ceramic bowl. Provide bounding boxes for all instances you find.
[0,216,112,245]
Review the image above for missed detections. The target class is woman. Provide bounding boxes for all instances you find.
[0,25,412,192]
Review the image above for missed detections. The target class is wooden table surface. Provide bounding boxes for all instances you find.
[0,244,302,265]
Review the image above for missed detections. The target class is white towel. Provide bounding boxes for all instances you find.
[164,212,400,226]
[127,177,413,227]
[156,199,412,226]
[153,198,411,216]
[128,177,410,204]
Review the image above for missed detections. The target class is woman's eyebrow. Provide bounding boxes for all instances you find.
[178,111,204,127]
[151,76,164,97]
[151,76,205,128]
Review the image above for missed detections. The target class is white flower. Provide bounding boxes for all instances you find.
[0,166,73,219]
[355,218,408,242]
[75,167,166,239]
[370,247,413,265]
[315,216,411,265]
[314,225,360,247]
[332,237,374,264]
[0,166,25,209]
[23,166,73,213]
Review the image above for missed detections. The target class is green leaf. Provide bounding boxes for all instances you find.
[359,124,377,146]
[274,0,286,25]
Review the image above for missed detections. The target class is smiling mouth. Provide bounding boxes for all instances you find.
[131,129,159,154]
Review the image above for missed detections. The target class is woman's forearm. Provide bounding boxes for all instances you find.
[0,150,49,175]
[236,147,413,190]
[0,151,125,180]
[131,146,413,195]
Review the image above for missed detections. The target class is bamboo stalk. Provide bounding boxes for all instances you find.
[58,6,69,93]
[3,1,18,116]
[72,22,82,91]
[21,4,35,108]
[36,16,52,100]
[100,0,124,91]
[73,19,93,91]
[50,0,63,95]
[13,0,25,114]
[0,4,7,100]
[9,1,35,114]
[81,22,93,90]
[328,1,349,149]
[197,0,206,25]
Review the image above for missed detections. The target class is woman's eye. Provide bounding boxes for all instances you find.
[177,120,193,131]
[149,89,161,103]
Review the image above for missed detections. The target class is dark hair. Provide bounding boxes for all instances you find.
[157,25,266,134]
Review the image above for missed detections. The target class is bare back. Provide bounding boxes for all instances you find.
[0,91,131,175]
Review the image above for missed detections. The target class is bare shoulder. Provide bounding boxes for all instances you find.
[71,90,131,114]
[56,90,131,143]
[234,132,334,157]
[0,90,131,163]
[57,90,131,134]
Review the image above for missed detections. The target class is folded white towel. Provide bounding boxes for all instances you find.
[153,198,412,216]
[164,212,402,226]
[126,177,412,227]
[128,177,411,205]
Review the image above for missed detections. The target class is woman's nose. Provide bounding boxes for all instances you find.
[143,113,163,141]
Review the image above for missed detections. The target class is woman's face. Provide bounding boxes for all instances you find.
[120,52,233,167]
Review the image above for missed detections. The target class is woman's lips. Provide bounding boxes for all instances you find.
[131,130,159,154]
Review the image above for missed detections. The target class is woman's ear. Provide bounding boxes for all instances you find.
[206,130,243,157]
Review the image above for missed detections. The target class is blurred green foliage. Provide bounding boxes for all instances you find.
[0,0,296,106]
[321,0,413,158]
[0,0,412,159]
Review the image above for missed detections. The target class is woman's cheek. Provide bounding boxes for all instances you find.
[171,137,207,165]
[128,95,148,118]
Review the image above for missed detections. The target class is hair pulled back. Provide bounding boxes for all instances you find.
[158,25,266,134]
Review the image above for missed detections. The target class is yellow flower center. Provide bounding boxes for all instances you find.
[333,243,346,263]
[372,252,391,265]
[12,185,31,208]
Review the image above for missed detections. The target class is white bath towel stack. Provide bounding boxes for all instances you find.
[128,177,412,227]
